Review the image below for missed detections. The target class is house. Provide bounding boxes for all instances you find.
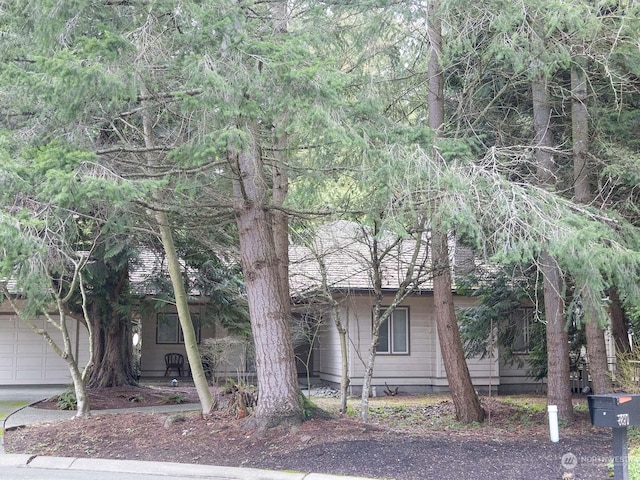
[129,250,251,381]
[0,250,249,386]
[289,221,542,395]
[1,222,542,390]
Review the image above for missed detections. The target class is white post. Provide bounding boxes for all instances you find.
[548,405,559,442]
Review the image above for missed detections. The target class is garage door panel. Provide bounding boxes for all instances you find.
[44,356,68,369]
[0,345,16,356]
[16,356,45,368]
[16,343,45,355]
[15,370,46,381]
[0,370,17,381]
[16,331,47,343]
[1,308,90,385]
[16,319,46,330]
[44,370,71,382]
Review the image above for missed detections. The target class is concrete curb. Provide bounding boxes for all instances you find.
[0,454,373,480]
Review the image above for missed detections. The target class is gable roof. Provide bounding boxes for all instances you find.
[289,220,475,297]
[129,249,203,297]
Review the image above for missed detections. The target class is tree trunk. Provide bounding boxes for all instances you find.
[88,323,136,388]
[432,231,485,423]
[585,305,611,393]
[59,308,90,418]
[230,0,302,429]
[572,62,590,205]
[140,91,215,414]
[319,257,349,414]
[336,310,350,415]
[572,60,611,394]
[2,280,93,417]
[532,72,574,422]
[231,140,302,429]
[427,0,484,424]
[87,261,137,388]
[156,209,216,414]
[360,330,380,423]
[67,356,90,418]
[541,252,574,420]
[609,287,630,353]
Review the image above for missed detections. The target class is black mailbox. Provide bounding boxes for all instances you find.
[588,394,640,428]
[588,394,640,480]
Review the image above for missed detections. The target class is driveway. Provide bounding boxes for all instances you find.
[0,386,64,403]
[1,385,67,449]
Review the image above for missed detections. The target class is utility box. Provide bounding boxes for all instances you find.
[588,394,640,480]
[588,394,640,428]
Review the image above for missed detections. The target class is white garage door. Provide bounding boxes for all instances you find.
[0,312,89,385]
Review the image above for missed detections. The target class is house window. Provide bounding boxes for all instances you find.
[376,307,409,354]
[156,313,201,344]
[511,308,535,353]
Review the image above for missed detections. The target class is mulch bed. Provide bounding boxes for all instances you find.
[4,388,615,480]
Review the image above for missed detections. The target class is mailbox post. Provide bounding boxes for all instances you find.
[588,394,640,480]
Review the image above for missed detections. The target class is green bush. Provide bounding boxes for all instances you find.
[161,393,186,405]
[56,390,77,410]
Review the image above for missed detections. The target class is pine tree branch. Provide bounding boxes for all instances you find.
[96,145,173,155]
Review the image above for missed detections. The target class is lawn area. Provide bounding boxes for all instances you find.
[628,430,640,479]
[0,400,28,436]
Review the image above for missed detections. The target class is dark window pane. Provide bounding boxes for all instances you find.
[157,314,179,343]
[377,318,389,353]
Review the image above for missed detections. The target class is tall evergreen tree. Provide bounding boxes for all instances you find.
[427,0,485,423]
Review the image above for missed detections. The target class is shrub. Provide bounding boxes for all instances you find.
[56,390,77,410]
[612,350,640,393]
[161,393,187,405]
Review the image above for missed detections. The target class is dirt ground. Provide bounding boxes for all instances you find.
[4,385,615,480]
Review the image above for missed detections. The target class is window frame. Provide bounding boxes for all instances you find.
[156,313,201,345]
[374,306,410,355]
[510,307,535,354]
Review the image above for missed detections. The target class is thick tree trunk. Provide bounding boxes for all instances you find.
[88,323,136,388]
[432,231,485,423]
[541,253,574,421]
[585,308,611,393]
[571,62,589,204]
[87,263,137,388]
[233,0,301,429]
[609,287,630,353]
[427,0,484,424]
[533,73,574,422]
[231,140,302,429]
[572,61,611,394]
